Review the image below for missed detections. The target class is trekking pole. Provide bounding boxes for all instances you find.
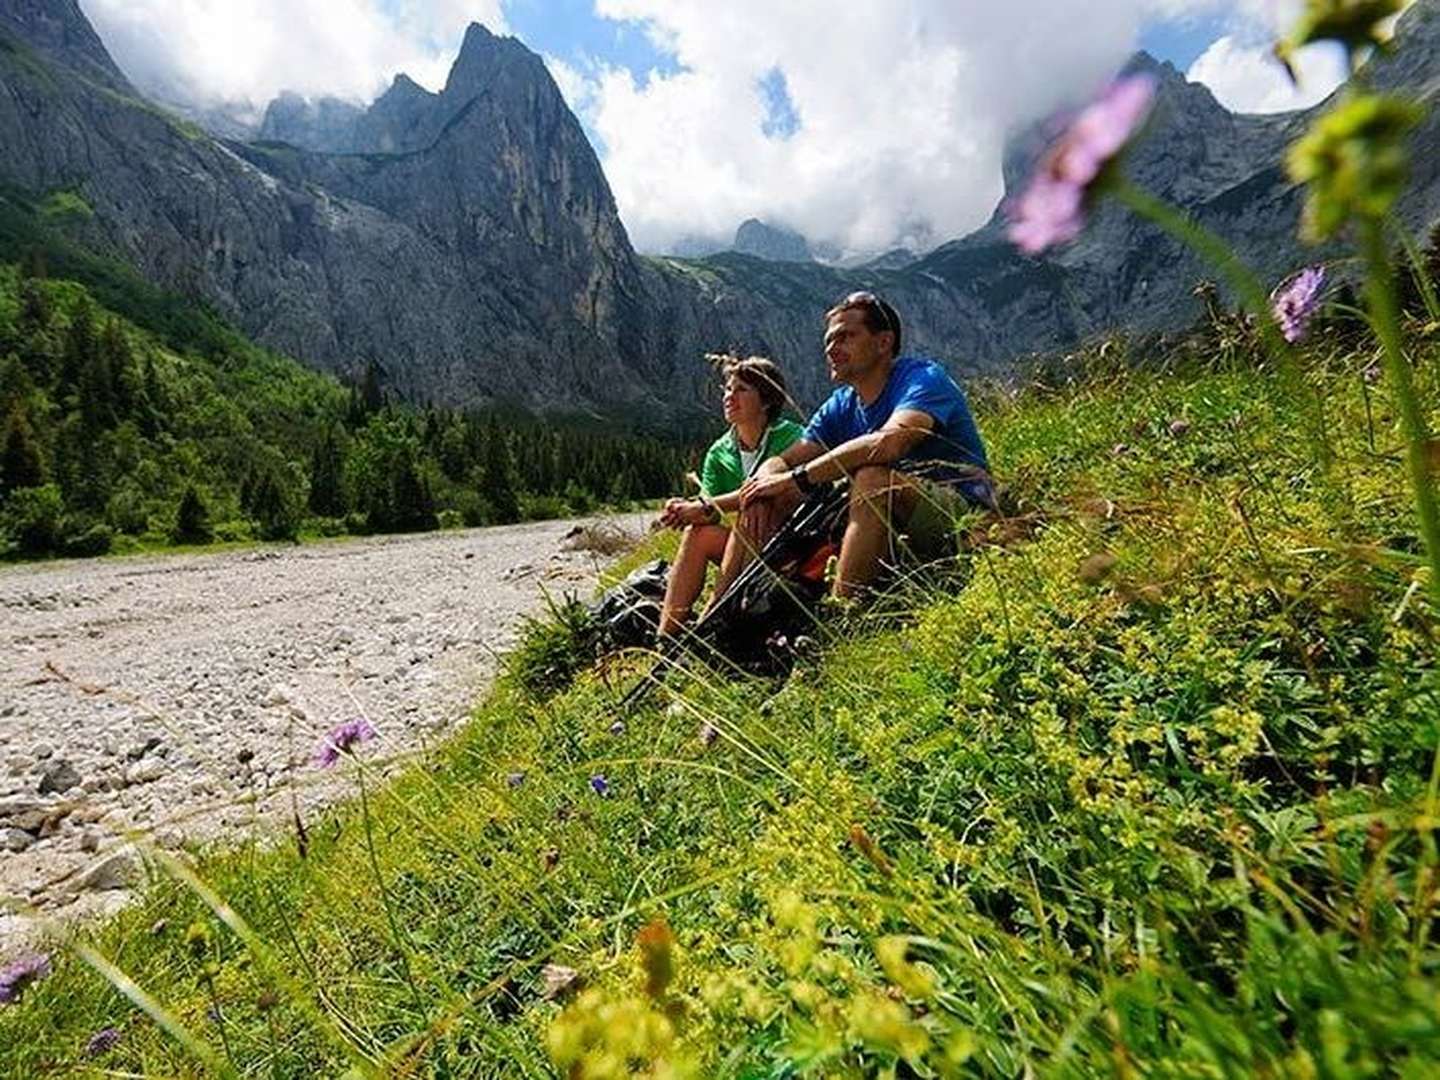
[615,486,845,713]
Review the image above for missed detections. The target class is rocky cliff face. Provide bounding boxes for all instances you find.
[0,7,683,412]
[732,219,813,263]
[257,92,365,154]
[0,0,130,92]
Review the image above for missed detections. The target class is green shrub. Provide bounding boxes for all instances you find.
[305,515,347,537]
[519,491,570,521]
[436,508,464,530]
[61,520,112,557]
[505,594,600,698]
[0,483,62,555]
[211,519,253,543]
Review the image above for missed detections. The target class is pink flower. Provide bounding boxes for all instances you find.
[0,952,51,1004]
[1271,266,1326,343]
[1007,74,1157,254]
[313,717,376,768]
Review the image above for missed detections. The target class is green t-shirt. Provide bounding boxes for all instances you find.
[700,418,805,498]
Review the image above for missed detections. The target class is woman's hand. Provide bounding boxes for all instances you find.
[658,498,713,529]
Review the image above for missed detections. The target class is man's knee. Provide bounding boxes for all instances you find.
[849,466,915,521]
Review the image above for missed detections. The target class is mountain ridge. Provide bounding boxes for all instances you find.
[1,1,1438,422]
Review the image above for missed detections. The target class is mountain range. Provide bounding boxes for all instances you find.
[1,0,1438,421]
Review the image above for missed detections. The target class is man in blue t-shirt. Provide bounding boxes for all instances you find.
[707,291,993,603]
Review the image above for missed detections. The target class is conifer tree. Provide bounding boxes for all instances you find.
[171,484,213,545]
[18,280,50,336]
[390,448,437,532]
[0,355,35,411]
[308,428,346,517]
[1,403,46,497]
[360,360,385,417]
[140,352,165,434]
[251,469,300,542]
[480,424,519,524]
[100,320,135,415]
[59,299,97,398]
[20,247,46,281]
[77,333,116,435]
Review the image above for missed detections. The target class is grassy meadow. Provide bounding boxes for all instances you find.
[1,322,1438,1077]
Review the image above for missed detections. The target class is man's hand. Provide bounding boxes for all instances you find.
[738,469,797,508]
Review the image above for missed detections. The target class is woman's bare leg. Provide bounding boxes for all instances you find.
[658,524,730,637]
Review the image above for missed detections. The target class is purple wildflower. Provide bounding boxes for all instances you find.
[0,952,51,1005]
[1364,362,1382,385]
[1007,74,1157,254]
[85,1027,121,1057]
[1271,266,1326,343]
[313,717,376,768]
[699,722,719,747]
[506,770,526,789]
[589,774,609,797]
[608,720,626,736]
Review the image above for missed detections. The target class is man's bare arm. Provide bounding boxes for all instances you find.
[754,438,825,476]
[796,409,934,485]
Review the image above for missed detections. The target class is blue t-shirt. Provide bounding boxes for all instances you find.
[802,355,992,505]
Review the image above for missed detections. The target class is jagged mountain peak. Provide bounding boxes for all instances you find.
[386,73,431,97]
[0,0,132,92]
[442,20,541,99]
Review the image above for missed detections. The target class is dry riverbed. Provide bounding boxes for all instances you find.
[0,515,648,952]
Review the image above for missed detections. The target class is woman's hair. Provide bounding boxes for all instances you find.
[714,354,790,424]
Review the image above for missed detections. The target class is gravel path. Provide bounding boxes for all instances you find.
[0,514,649,952]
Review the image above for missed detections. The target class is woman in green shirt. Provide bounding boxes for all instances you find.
[657,356,804,637]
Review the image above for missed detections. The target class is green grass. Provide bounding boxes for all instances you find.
[38,191,93,222]
[2,335,1438,1077]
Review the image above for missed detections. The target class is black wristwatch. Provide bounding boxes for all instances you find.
[789,463,816,494]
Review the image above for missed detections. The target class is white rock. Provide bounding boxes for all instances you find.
[124,759,166,786]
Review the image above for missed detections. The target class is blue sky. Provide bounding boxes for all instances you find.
[513,3,1228,95]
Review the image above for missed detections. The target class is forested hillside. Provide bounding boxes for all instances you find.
[0,246,691,559]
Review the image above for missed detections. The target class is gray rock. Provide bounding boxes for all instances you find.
[80,851,139,892]
[1,827,33,853]
[38,760,82,795]
[0,796,46,826]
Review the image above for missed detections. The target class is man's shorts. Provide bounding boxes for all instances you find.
[898,474,991,561]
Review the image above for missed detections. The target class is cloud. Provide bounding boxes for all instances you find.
[576,1,1204,257]
[78,0,508,108]
[1187,35,1347,112]
[1180,0,1419,112]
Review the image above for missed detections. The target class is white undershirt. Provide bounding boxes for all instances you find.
[739,446,762,478]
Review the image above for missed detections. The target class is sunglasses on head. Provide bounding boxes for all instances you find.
[839,290,896,337]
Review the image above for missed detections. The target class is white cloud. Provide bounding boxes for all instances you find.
[577,0,1212,256]
[1181,0,1414,112]
[78,0,508,108]
[544,54,600,120]
[1187,35,1347,112]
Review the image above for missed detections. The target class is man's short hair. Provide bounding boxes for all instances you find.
[712,354,791,424]
[826,291,902,358]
